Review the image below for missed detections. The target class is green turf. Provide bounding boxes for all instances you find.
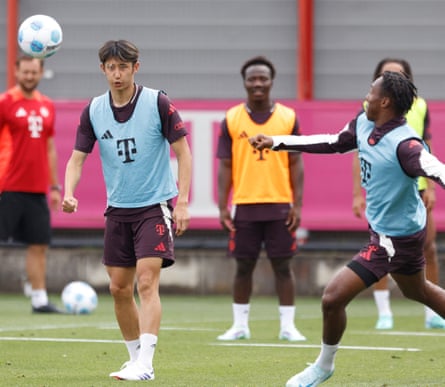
[0,293,444,386]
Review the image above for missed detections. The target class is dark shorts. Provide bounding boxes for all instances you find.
[229,218,297,259]
[103,203,175,268]
[348,227,426,287]
[0,192,51,244]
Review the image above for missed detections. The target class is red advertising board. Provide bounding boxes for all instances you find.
[52,99,445,231]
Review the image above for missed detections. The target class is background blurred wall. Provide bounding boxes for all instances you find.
[1,0,445,100]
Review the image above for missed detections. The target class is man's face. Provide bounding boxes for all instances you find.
[365,76,385,122]
[101,58,139,91]
[15,58,43,93]
[243,64,273,103]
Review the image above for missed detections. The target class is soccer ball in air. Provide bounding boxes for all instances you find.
[17,14,63,58]
[61,281,98,314]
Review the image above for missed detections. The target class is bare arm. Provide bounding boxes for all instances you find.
[250,121,357,154]
[352,152,365,218]
[47,137,61,211]
[171,136,192,236]
[422,139,436,211]
[217,158,234,232]
[288,153,303,232]
[62,150,88,213]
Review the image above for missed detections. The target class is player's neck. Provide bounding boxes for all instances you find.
[374,112,398,128]
[245,101,275,114]
[111,84,137,108]
[17,85,37,99]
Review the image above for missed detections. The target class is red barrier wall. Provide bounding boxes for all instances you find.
[52,100,445,231]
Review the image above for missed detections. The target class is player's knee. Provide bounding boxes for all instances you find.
[321,292,336,312]
[109,282,134,301]
[235,258,256,277]
[136,278,159,298]
[321,287,347,312]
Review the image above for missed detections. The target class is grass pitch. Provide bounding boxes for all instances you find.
[0,293,444,386]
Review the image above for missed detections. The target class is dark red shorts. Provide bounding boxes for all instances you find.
[229,219,297,259]
[348,227,426,287]
[103,204,174,268]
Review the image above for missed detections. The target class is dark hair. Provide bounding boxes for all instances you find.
[15,54,44,68]
[381,71,417,116]
[240,56,276,79]
[373,57,413,82]
[98,40,139,64]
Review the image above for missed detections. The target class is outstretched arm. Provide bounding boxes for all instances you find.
[250,121,357,154]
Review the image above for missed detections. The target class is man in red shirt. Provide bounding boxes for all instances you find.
[0,55,63,313]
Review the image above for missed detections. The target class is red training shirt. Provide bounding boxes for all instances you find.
[0,86,55,193]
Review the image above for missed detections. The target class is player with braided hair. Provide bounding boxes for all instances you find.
[250,71,445,386]
[352,59,444,330]
[381,71,417,114]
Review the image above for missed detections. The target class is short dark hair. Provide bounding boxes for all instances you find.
[15,54,44,68]
[381,71,417,116]
[240,56,276,79]
[98,40,139,64]
[373,57,413,82]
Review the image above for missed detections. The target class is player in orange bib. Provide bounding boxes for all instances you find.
[216,56,306,342]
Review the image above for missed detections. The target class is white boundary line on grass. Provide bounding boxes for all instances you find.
[1,326,434,351]
[213,342,421,352]
[0,337,421,352]
[376,330,445,337]
[0,337,123,344]
[0,325,218,333]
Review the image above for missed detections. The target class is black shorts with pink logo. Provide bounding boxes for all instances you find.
[347,226,426,287]
[102,202,175,268]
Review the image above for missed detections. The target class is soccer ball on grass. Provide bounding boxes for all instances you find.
[18,14,63,58]
[61,281,98,314]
